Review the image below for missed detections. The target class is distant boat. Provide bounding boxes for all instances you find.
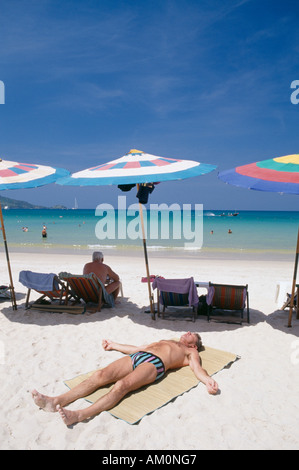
[72,198,78,210]
[220,212,239,217]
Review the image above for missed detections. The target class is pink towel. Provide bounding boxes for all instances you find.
[152,277,199,307]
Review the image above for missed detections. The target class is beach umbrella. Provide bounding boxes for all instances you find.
[218,153,299,326]
[0,158,70,310]
[57,149,217,317]
[218,154,299,194]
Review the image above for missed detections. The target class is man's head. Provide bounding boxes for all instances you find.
[180,332,202,350]
[92,251,104,262]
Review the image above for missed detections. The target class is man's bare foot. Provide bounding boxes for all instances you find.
[31,389,58,412]
[57,404,80,426]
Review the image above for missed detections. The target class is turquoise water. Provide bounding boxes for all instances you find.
[202,210,299,253]
[0,208,298,257]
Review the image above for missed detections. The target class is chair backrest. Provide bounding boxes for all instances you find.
[60,273,101,303]
[160,291,189,307]
[19,270,60,294]
[210,283,247,310]
[153,277,198,308]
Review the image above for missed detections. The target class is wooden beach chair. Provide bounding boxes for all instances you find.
[281,290,297,310]
[19,271,71,309]
[152,277,199,322]
[207,283,249,324]
[0,285,11,300]
[59,272,115,312]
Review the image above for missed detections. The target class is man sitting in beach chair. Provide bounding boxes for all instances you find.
[59,271,116,312]
[31,331,218,426]
[83,251,121,301]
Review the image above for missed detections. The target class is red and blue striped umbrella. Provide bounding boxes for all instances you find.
[58,149,216,318]
[58,149,216,186]
[0,158,69,310]
[0,158,69,189]
[218,154,299,194]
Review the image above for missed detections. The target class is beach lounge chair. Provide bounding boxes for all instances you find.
[207,283,249,324]
[281,288,299,320]
[152,277,199,322]
[58,272,115,312]
[19,270,70,309]
[0,284,17,310]
[0,285,11,300]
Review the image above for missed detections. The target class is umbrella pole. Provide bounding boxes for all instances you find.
[288,226,299,327]
[137,186,155,319]
[0,203,17,310]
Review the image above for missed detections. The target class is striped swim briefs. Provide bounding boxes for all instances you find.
[130,351,165,381]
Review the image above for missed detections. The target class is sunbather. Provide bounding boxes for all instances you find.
[83,251,120,300]
[31,332,219,426]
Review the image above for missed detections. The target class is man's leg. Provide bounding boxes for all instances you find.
[57,362,158,426]
[106,281,120,300]
[32,356,133,412]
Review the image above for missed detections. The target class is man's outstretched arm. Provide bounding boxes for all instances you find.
[189,350,219,395]
[102,339,147,355]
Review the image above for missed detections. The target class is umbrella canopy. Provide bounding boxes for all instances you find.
[57,149,217,317]
[218,153,299,327]
[0,158,70,309]
[58,149,217,186]
[218,154,299,194]
[0,159,69,189]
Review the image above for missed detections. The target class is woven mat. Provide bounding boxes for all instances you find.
[64,346,238,424]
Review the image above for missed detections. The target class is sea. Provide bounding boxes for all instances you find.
[1,208,298,261]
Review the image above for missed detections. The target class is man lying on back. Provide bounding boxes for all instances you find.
[32,332,219,426]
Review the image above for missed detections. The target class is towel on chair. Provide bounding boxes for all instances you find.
[206,286,215,305]
[19,271,58,292]
[152,277,199,307]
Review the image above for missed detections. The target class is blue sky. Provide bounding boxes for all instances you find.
[0,0,299,210]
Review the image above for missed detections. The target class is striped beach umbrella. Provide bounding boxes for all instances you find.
[0,159,69,190]
[218,154,299,327]
[58,149,217,317]
[0,159,70,190]
[0,158,69,309]
[218,154,299,194]
[58,148,216,186]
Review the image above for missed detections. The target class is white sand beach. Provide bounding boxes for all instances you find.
[0,250,299,450]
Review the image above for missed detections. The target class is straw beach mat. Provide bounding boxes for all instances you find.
[64,346,239,424]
